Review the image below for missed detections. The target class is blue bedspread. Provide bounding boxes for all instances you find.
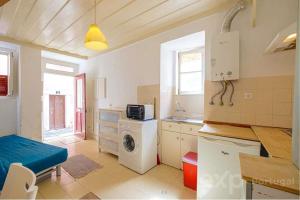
[0,135,68,189]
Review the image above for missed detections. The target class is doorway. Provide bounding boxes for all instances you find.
[49,95,65,130]
[43,73,75,141]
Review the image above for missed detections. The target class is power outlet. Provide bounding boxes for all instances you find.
[244,92,253,100]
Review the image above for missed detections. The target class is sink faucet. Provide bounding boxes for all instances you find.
[175,101,186,113]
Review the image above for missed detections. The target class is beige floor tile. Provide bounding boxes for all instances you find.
[36,192,45,199]
[39,138,196,199]
[51,170,75,186]
[37,178,71,199]
[61,181,90,199]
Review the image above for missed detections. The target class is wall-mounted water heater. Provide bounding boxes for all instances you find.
[211,31,239,81]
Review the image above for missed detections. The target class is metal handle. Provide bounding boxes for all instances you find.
[181,138,184,141]
[221,150,229,155]
[176,137,179,140]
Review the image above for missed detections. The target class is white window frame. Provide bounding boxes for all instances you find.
[42,58,79,77]
[176,47,205,95]
[0,49,13,97]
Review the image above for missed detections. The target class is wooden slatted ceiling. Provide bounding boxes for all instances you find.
[0,0,236,58]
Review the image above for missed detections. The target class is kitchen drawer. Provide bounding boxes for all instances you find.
[99,111,121,123]
[99,138,118,156]
[181,124,202,135]
[162,121,181,132]
[100,120,118,128]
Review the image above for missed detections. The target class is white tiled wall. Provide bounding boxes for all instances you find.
[205,75,294,128]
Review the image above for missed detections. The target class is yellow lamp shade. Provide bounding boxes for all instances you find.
[85,24,108,51]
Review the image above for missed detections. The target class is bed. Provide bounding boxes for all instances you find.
[0,134,68,190]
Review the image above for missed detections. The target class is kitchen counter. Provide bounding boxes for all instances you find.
[162,118,204,125]
[240,153,299,195]
[198,123,298,196]
[251,126,292,160]
[198,124,259,141]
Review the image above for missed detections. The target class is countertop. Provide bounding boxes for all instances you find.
[240,153,299,195]
[251,126,292,160]
[198,123,298,195]
[162,118,204,125]
[98,107,125,112]
[198,124,259,141]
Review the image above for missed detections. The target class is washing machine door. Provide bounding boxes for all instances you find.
[123,134,135,152]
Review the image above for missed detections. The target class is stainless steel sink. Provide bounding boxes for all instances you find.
[166,116,188,122]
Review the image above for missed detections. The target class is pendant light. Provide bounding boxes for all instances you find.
[85,0,108,51]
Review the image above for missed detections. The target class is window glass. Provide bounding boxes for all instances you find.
[177,48,204,95]
[46,63,74,72]
[180,51,202,72]
[77,79,83,108]
[180,72,203,94]
[0,54,8,75]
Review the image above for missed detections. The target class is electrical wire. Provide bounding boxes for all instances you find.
[220,81,228,106]
[209,81,225,105]
[228,80,235,106]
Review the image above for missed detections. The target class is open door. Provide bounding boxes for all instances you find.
[75,73,86,140]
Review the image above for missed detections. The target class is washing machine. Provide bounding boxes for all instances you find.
[118,119,157,174]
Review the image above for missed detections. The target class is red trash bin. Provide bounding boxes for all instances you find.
[182,152,197,191]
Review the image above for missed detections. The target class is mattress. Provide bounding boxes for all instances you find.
[0,134,68,190]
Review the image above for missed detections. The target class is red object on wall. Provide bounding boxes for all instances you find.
[182,152,198,191]
[0,75,8,96]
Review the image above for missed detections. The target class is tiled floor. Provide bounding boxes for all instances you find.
[38,139,196,199]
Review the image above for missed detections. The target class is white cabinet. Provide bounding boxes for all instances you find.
[161,131,181,169]
[98,108,124,156]
[161,121,202,169]
[197,134,260,199]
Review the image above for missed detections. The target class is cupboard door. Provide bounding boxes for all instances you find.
[180,134,197,169]
[162,130,181,169]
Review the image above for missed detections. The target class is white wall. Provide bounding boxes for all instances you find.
[85,0,297,121]
[160,32,205,119]
[0,41,19,136]
[19,46,42,140]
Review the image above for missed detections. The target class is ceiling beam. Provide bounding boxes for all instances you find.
[0,0,10,7]
[0,35,88,59]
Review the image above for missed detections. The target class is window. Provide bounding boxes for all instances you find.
[176,48,204,95]
[0,52,10,96]
[46,63,74,73]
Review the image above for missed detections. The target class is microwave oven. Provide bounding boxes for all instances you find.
[126,104,154,120]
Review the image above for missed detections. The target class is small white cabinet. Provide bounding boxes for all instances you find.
[161,121,202,169]
[98,108,124,156]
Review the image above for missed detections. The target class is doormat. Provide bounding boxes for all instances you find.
[62,154,102,178]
